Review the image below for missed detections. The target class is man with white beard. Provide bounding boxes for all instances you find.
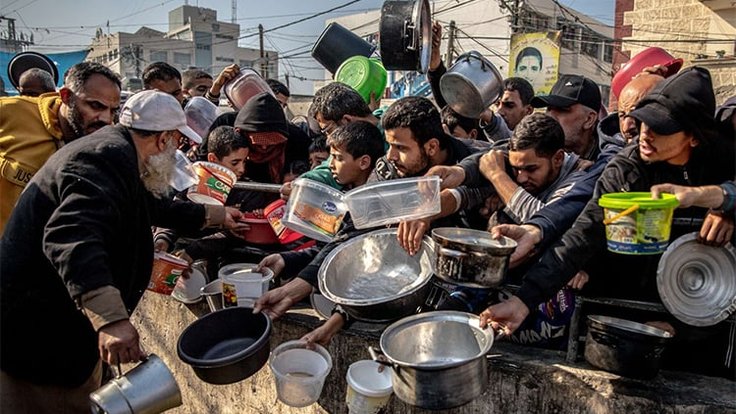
[0,90,244,413]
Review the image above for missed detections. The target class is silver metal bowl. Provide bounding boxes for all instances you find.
[318,228,434,322]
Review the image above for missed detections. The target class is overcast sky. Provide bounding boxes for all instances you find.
[1,0,614,94]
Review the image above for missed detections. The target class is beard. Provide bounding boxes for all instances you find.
[66,99,109,139]
[394,149,430,178]
[140,136,177,199]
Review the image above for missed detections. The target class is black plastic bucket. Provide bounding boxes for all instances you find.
[177,307,271,384]
[311,23,376,74]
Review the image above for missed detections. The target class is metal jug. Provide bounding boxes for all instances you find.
[89,354,182,414]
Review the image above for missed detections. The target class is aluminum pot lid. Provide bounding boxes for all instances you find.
[7,51,59,89]
[657,232,736,327]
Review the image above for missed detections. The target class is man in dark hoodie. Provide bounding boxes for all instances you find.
[481,67,735,379]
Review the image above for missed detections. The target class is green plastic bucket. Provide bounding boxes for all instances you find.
[335,56,387,104]
[598,192,679,255]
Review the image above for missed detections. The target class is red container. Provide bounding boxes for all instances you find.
[264,200,306,245]
[611,47,683,98]
[149,252,189,295]
[241,212,280,245]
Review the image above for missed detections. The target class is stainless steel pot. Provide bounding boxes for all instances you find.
[432,228,517,288]
[318,228,434,322]
[90,354,182,414]
[370,311,501,410]
[379,0,431,73]
[440,51,504,118]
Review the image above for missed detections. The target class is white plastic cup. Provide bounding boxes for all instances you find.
[345,360,393,414]
[269,341,332,407]
[220,268,273,308]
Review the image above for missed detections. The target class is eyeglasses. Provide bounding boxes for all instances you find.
[319,121,338,136]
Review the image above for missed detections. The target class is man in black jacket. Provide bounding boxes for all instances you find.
[480,67,735,378]
[0,90,242,412]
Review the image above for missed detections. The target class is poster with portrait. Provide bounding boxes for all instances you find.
[509,31,561,95]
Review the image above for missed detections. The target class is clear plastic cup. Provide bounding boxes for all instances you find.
[345,360,393,414]
[269,340,332,407]
[219,264,274,308]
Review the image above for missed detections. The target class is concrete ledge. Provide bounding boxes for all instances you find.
[130,292,736,414]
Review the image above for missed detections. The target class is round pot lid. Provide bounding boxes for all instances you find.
[7,51,59,89]
[657,232,736,327]
[309,292,335,320]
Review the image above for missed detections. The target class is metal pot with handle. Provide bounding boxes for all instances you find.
[379,0,431,73]
[369,311,502,410]
[432,228,517,288]
[90,354,182,414]
[439,51,504,118]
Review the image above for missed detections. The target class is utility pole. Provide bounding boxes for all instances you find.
[512,0,519,33]
[446,20,456,65]
[285,73,290,90]
[258,24,266,78]
[231,0,237,24]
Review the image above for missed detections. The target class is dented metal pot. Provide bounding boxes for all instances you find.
[431,228,516,288]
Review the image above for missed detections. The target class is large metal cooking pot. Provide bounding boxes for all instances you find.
[379,0,431,73]
[439,51,504,118]
[318,228,434,322]
[369,311,501,410]
[177,307,271,384]
[584,315,673,379]
[432,228,517,288]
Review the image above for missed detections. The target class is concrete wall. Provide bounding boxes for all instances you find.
[622,0,736,105]
[130,291,736,414]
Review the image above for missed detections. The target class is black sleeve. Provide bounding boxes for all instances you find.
[151,197,206,234]
[515,153,638,310]
[427,61,447,108]
[458,151,486,187]
[42,155,132,298]
[281,245,321,278]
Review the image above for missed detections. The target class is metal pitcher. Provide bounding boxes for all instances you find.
[90,354,182,414]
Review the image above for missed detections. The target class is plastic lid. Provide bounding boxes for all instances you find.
[598,192,679,210]
[657,232,736,327]
[155,252,189,267]
[172,268,206,304]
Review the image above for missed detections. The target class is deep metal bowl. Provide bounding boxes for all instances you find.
[318,228,434,322]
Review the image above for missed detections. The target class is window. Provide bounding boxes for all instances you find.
[239,60,252,68]
[216,56,234,63]
[150,50,167,62]
[603,42,613,63]
[174,52,191,66]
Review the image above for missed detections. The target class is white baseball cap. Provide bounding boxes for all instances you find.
[119,90,203,143]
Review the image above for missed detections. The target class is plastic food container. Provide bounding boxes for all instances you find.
[346,360,393,414]
[149,252,189,295]
[188,162,238,206]
[335,56,387,104]
[344,176,441,229]
[598,192,678,255]
[222,69,274,110]
[184,97,217,143]
[264,199,306,245]
[269,340,332,408]
[219,264,274,308]
[240,212,280,245]
[282,178,348,242]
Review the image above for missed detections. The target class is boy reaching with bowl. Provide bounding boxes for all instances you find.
[255,121,385,345]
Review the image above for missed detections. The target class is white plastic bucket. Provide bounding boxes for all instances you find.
[219,264,273,308]
[345,360,393,414]
[269,340,332,407]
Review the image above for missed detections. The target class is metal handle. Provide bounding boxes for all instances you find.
[368,346,394,368]
[439,246,467,259]
[403,18,417,51]
[232,182,283,193]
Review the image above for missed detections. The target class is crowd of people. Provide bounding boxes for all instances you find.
[0,28,734,412]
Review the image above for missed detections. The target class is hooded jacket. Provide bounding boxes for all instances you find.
[0,93,64,233]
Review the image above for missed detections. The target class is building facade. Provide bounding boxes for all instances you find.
[616,0,735,104]
[88,5,277,89]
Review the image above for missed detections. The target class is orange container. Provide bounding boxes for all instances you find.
[188,162,238,206]
[149,252,189,295]
[241,212,280,245]
[264,199,306,245]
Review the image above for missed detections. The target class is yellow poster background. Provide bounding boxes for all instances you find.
[509,31,561,95]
